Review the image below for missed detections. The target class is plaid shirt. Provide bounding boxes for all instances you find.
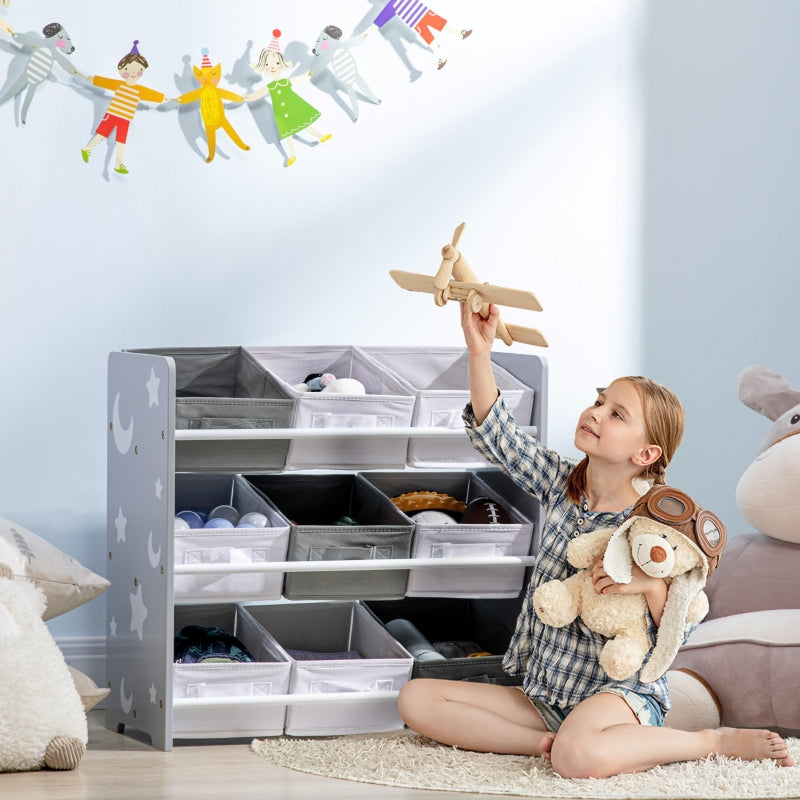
[464,395,680,713]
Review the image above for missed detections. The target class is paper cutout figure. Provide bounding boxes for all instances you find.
[370,2,471,70]
[0,22,80,124]
[80,41,165,176]
[312,25,381,122]
[245,30,332,167]
[175,47,249,163]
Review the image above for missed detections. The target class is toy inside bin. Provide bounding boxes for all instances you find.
[368,597,523,684]
[360,470,537,598]
[173,473,290,601]
[245,345,415,469]
[172,603,291,738]
[245,473,413,600]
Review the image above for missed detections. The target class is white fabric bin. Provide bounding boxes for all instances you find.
[174,474,290,602]
[239,601,413,736]
[245,346,415,469]
[361,470,537,598]
[172,604,291,738]
[361,347,534,467]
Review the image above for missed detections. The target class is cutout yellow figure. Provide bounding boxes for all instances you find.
[175,47,249,163]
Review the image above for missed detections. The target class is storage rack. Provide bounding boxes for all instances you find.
[105,349,547,750]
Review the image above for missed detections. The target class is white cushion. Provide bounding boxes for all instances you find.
[0,516,109,620]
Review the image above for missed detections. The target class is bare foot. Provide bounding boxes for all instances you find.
[537,731,557,761]
[712,728,794,767]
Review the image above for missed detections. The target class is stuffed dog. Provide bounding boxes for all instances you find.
[533,486,725,682]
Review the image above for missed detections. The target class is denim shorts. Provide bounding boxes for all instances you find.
[524,688,665,732]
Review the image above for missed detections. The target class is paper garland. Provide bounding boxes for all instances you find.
[0,4,472,174]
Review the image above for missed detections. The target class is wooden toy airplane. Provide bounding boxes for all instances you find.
[390,222,548,347]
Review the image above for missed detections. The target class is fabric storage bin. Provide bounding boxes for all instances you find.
[245,473,413,600]
[361,470,536,598]
[245,345,415,469]
[131,347,295,472]
[173,474,290,602]
[172,604,291,738]
[361,347,535,467]
[239,601,413,735]
[368,597,523,684]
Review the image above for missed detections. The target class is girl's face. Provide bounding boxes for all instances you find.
[264,52,285,76]
[574,380,656,470]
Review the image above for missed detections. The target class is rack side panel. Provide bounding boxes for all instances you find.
[106,351,176,750]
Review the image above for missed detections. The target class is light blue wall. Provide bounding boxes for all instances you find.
[1,0,642,643]
[640,0,800,535]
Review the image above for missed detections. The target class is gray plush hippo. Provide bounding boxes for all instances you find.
[736,365,800,544]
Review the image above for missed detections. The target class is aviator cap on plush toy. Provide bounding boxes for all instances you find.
[621,486,726,576]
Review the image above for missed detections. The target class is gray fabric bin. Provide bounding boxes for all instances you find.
[238,601,413,735]
[245,346,415,469]
[361,347,534,467]
[367,597,523,684]
[173,474,290,601]
[361,470,536,598]
[131,347,295,472]
[245,473,413,600]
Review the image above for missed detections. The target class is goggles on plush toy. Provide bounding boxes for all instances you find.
[626,486,726,574]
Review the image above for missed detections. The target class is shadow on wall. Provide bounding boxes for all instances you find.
[639,0,800,533]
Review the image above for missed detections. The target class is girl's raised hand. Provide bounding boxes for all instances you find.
[460,299,499,357]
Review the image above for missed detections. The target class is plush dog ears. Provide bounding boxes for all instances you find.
[738,365,800,422]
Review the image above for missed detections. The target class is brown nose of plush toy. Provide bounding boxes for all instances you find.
[651,545,668,563]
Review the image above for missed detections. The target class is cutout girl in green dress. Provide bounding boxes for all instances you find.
[245,29,331,167]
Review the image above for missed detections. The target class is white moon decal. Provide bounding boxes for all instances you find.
[112,393,134,455]
[147,531,161,568]
[120,677,133,714]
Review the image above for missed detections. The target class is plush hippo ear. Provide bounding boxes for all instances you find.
[738,366,800,422]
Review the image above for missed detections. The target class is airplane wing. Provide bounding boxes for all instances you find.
[451,280,543,312]
[504,324,549,348]
[390,270,437,294]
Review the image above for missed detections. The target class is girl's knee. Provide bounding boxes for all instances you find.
[397,679,435,727]
[550,732,610,779]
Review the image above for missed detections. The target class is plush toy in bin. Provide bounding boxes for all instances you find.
[0,564,88,772]
[533,486,725,683]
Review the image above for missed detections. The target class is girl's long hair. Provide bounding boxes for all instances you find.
[565,376,685,503]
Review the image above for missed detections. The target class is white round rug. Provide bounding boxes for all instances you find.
[252,730,800,799]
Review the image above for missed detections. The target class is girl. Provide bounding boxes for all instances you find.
[246,30,331,167]
[397,301,793,778]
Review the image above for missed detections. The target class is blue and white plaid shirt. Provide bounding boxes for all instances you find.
[464,395,685,713]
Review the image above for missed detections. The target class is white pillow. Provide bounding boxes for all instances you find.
[0,516,109,620]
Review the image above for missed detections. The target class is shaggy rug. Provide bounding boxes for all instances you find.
[252,730,800,799]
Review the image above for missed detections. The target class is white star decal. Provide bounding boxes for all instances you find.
[129,583,148,641]
[146,368,160,407]
[115,507,127,543]
[154,478,163,500]
[149,683,158,704]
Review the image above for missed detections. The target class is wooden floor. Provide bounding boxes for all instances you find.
[0,711,488,800]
